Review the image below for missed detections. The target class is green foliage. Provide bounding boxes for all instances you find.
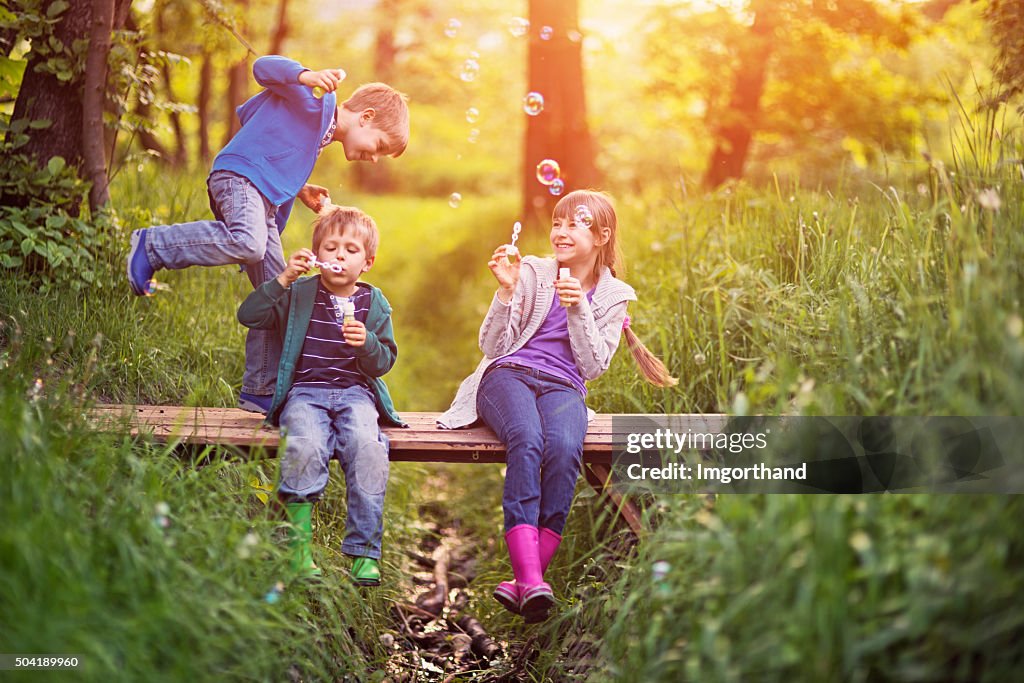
[0,115,122,294]
[0,0,82,83]
[0,355,405,681]
[594,495,1024,682]
[984,0,1024,105]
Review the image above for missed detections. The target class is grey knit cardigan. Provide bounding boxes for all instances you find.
[437,256,637,429]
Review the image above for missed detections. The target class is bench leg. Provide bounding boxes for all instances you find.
[583,463,645,535]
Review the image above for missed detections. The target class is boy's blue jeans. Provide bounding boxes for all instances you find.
[143,170,285,396]
[277,385,390,559]
[476,365,588,535]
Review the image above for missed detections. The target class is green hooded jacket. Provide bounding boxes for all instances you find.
[237,275,405,427]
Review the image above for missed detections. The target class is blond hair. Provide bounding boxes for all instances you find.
[552,190,678,388]
[342,82,410,157]
[312,206,379,259]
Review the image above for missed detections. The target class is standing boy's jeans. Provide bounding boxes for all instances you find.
[143,170,285,396]
[278,385,390,559]
[476,365,588,535]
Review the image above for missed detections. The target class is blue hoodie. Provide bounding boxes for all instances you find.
[212,55,337,233]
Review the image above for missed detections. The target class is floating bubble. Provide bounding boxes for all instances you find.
[144,279,171,296]
[467,128,480,144]
[469,50,480,60]
[549,178,565,196]
[540,25,553,40]
[465,107,479,123]
[522,91,544,116]
[264,581,285,604]
[449,192,462,208]
[460,59,480,82]
[155,502,171,516]
[28,377,43,402]
[508,17,529,38]
[567,29,583,43]
[444,18,461,38]
[535,158,561,186]
[574,204,594,228]
[652,560,671,580]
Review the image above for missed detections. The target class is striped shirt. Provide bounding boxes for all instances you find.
[293,284,372,389]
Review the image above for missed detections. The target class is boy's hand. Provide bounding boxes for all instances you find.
[298,184,330,212]
[342,319,367,347]
[488,245,521,304]
[277,249,315,288]
[298,69,345,94]
[555,273,583,307]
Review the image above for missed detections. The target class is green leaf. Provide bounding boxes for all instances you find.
[0,254,23,268]
[45,214,68,229]
[46,1,69,19]
[47,157,66,175]
[20,237,34,256]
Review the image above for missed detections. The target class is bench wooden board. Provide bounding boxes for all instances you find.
[89,404,729,532]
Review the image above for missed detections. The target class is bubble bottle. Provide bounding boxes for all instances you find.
[558,267,571,307]
[312,68,347,98]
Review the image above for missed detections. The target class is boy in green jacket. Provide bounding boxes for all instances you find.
[238,206,403,585]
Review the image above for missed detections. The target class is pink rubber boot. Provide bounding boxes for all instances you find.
[502,525,554,622]
[494,527,561,617]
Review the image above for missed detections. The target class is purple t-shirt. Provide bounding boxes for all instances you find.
[493,289,595,395]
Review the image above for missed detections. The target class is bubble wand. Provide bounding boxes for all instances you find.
[505,221,522,263]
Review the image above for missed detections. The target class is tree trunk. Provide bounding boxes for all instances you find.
[703,0,775,189]
[198,50,212,164]
[134,98,172,160]
[222,0,251,145]
[3,1,91,208]
[352,0,398,194]
[83,0,116,211]
[269,0,290,55]
[522,0,598,225]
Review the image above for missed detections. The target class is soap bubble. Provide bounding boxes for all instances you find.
[567,29,583,43]
[540,25,553,40]
[444,18,461,38]
[508,17,529,38]
[652,560,671,580]
[467,128,480,144]
[535,158,561,186]
[549,178,565,196]
[574,204,594,228]
[449,192,462,208]
[465,107,479,123]
[460,59,480,82]
[522,91,544,116]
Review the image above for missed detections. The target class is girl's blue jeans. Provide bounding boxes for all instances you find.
[142,170,285,397]
[476,365,588,534]
[278,385,390,559]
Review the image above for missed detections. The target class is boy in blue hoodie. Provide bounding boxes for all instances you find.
[238,205,403,584]
[127,56,410,414]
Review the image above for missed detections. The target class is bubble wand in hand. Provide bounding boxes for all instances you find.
[505,221,522,263]
[313,259,344,274]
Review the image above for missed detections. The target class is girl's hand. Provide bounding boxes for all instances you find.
[555,273,583,307]
[298,184,330,212]
[298,68,345,94]
[277,249,315,288]
[488,245,521,303]
[342,319,366,347]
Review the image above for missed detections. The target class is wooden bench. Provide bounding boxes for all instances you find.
[90,405,728,533]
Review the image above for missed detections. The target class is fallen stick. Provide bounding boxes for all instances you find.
[455,614,502,661]
[415,542,450,615]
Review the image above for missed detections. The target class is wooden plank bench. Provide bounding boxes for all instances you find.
[89,405,728,533]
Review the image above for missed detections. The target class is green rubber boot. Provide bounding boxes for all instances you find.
[285,502,322,579]
[350,557,381,586]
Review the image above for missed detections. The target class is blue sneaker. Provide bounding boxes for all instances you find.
[127,229,155,296]
[239,392,273,415]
